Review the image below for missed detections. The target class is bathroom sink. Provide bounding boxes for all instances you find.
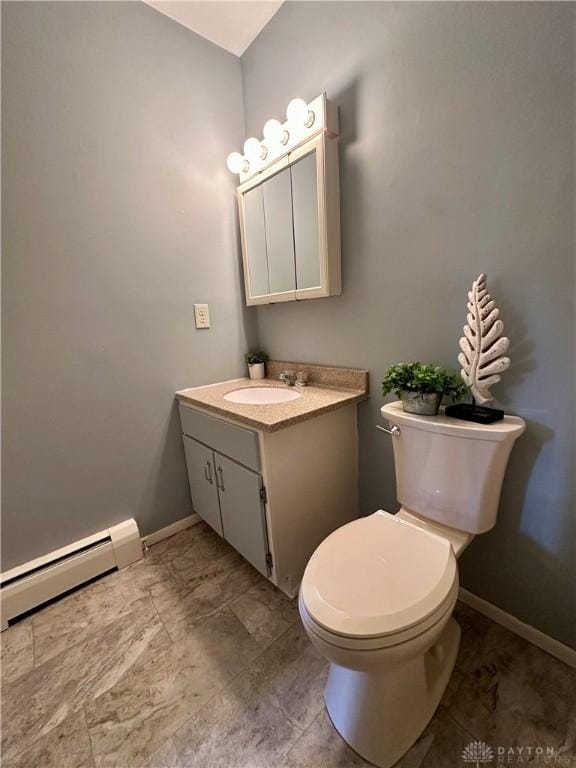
[224,387,302,405]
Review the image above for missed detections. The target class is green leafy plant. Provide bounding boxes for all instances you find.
[245,351,269,366]
[382,362,468,402]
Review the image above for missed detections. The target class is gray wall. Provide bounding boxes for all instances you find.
[242,2,575,647]
[2,1,256,570]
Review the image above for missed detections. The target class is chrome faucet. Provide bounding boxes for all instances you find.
[279,370,296,387]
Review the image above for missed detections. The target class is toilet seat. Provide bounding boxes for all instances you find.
[300,511,458,647]
[300,577,458,651]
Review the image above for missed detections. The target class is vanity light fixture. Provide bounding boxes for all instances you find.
[226,93,336,179]
[263,119,289,146]
[226,152,248,174]
[244,137,268,162]
[286,98,315,128]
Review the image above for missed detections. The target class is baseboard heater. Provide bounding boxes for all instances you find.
[1,519,142,630]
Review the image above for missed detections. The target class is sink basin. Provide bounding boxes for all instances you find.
[224,387,302,405]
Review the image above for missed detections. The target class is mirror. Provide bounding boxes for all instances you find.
[291,151,320,291]
[238,133,341,305]
[262,167,296,295]
[243,185,268,297]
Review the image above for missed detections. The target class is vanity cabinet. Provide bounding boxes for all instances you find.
[238,132,341,305]
[179,402,358,597]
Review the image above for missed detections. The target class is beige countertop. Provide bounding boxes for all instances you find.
[175,362,369,433]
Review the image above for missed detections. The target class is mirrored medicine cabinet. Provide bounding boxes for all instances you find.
[237,107,341,305]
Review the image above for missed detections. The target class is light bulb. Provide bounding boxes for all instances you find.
[226,152,247,174]
[263,119,289,146]
[286,98,314,128]
[243,137,267,162]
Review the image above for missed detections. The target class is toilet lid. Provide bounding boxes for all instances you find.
[301,511,457,639]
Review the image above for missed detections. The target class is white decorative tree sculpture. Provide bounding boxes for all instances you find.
[458,273,511,405]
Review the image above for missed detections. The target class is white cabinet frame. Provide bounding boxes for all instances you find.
[237,132,341,306]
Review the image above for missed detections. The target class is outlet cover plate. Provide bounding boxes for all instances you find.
[194,304,210,329]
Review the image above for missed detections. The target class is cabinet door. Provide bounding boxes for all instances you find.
[214,453,270,577]
[182,436,223,537]
[262,168,296,296]
[242,184,269,299]
[291,151,320,291]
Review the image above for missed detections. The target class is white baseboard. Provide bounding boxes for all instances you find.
[141,514,201,548]
[459,588,576,669]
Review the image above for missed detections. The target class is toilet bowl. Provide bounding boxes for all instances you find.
[299,511,461,768]
[299,402,526,768]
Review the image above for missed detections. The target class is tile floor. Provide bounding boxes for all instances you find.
[1,521,575,768]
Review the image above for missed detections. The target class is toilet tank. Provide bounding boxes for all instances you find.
[380,401,525,534]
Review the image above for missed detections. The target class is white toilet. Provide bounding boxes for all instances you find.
[299,400,526,768]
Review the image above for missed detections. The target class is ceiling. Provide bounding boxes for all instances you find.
[144,1,284,56]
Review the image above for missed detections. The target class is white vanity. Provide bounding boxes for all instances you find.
[176,363,368,597]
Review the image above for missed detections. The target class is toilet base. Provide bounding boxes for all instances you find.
[324,618,461,768]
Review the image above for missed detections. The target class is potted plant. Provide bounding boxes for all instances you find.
[382,362,468,416]
[245,351,269,380]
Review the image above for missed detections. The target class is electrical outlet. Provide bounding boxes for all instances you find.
[194,304,210,329]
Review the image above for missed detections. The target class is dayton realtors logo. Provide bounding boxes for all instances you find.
[462,741,574,766]
[462,741,494,767]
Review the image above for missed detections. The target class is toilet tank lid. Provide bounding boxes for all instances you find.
[381,401,525,442]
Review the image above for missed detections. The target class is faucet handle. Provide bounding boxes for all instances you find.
[295,371,309,387]
[280,369,296,386]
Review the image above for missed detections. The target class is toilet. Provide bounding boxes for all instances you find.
[299,400,526,768]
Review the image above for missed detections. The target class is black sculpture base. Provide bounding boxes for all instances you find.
[445,403,504,424]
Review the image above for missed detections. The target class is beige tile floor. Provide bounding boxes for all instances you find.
[1,522,575,768]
